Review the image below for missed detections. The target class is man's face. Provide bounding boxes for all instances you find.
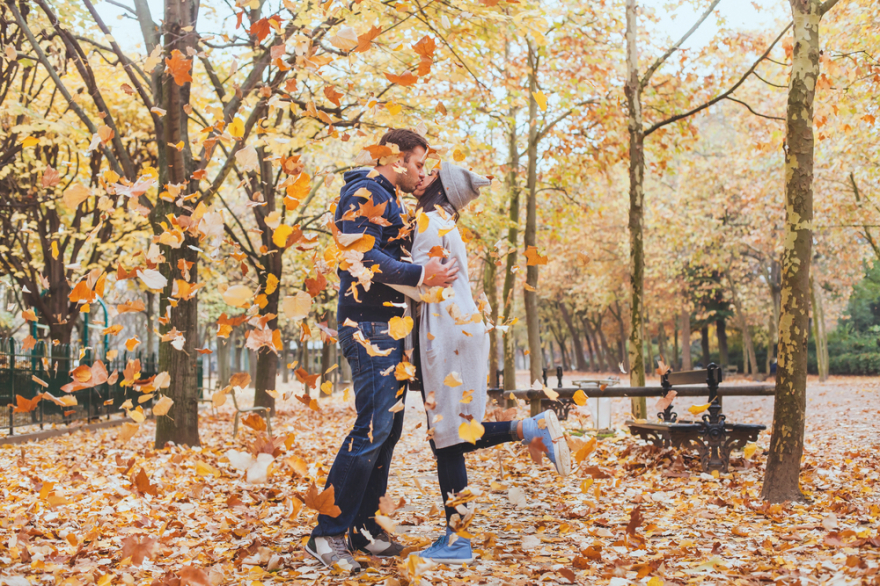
[395,146,427,194]
[413,169,438,199]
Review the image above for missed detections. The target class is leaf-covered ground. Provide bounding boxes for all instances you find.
[1,375,878,586]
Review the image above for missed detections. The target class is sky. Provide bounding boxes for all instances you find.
[94,0,790,54]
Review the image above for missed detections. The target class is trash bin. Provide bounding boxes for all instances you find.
[589,397,612,432]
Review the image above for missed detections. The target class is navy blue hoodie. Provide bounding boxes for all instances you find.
[334,169,422,324]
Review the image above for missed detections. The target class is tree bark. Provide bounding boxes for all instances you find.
[217,337,230,387]
[763,0,830,503]
[716,318,729,367]
[810,276,829,381]
[658,321,667,366]
[560,302,589,371]
[153,0,201,448]
[681,306,692,370]
[580,316,599,372]
[700,324,711,367]
[501,106,520,394]
[154,245,201,448]
[524,40,543,384]
[673,314,679,370]
[625,0,647,417]
[728,273,758,379]
[484,257,500,387]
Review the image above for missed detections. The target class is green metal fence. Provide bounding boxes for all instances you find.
[0,338,201,436]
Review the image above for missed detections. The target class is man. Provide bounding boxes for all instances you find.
[305,129,459,573]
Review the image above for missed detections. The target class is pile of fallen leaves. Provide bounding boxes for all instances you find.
[0,385,877,586]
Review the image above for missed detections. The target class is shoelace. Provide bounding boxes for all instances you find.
[328,536,353,559]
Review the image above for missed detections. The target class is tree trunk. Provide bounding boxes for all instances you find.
[700,324,711,367]
[281,342,290,383]
[673,314,679,370]
[560,302,588,371]
[763,0,828,503]
[658,321,667,366]
[484,257,499,387]
[154,246,201,448]
[501,105,520,394]
[233,329,243,374]
[767,260,781,373]
[611,301,628,371]
[152,0,201,449]
[716,318,729,367]
[580,316,599,372]
[624,0,647,418]
[681,306,692,370]
[145,291,155,356]
[217,337,230,387]
[594,316,614,373]
[524,40,543,384]
[728,274,758,380]
[811,276,829,381]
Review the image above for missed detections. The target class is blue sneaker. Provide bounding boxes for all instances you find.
[522,410,572,476]
[416,528,474,564]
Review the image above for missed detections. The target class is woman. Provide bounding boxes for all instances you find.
[393,162,571,565]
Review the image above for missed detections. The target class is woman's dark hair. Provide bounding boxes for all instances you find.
[415,174,459,221]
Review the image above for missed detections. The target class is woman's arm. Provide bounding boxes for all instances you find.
[387,213,450,300]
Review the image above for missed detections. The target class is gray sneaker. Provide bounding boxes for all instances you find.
[305,534,362,574]
[348,529,407,557]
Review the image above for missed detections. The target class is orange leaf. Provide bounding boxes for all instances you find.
[295,368,320,389]
[300,482,342,517]
[384,70,418,87]
[13,394,41,414]
[524,246,548,266]
[165,50,193,86]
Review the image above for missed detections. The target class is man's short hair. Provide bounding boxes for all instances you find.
[378,129,429,162]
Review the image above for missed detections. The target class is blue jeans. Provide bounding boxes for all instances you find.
[312,322,405,538]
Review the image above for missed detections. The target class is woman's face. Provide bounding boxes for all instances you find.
[413,169,438,199]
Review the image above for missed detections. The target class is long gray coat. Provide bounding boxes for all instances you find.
[392,211,489,449]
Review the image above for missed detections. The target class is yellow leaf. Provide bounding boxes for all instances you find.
[387,316,413,340]
[580,478,594,494]
[336,232,375,252]
[22,136,39,147]
[394,361,416,381]
[743,442,757,460]
[273,224,294,248]
[222,284,253,308]
[647,578,664,586]
[153,395,174,416]
[128,406,146,423]
[196,461,220,477]
[118,422,140,442]
[532,90,547,111]
[228,116,245,138]
[460,389,474,404]
[282,291,312,320]
[63,183,91,209]
[386,102,402,116]
[417,211,429,233]
[265,274,279,295]
[458,420,485,445]
[320,380,333,395]
[51,241,59,260]
[688,403,711,415]
[573,437,597,464]
[126,337,140,351]
[572,389,587,406]
[452,149,466,162]
[444,371,463,387]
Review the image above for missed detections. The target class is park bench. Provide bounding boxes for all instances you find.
[626,364,766,473]
[486,363,773,473]
[230,388,272,439]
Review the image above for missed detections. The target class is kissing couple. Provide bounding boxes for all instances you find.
[305,128,572,574]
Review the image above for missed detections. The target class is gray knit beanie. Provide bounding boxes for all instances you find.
[439,161,491,212]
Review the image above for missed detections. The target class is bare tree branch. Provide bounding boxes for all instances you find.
[640,0,722,91]
[725,96,785,121]
[644,22,793,137]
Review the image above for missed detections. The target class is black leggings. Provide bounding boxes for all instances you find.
[431,421,519,523]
